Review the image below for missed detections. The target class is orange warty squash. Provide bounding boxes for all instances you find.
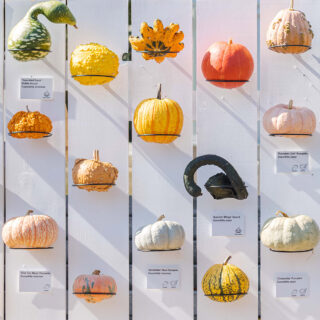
[73,270,117,303]
[2,210,58,249]
[133,84,184,144]
[201,39,254,89]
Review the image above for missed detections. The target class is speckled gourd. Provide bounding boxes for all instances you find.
[261,211,320,252]
[72,150,118,192]
[202,256,249,303]
[2,210,58,248]
[8,0,77,61]
[135,215,185,251]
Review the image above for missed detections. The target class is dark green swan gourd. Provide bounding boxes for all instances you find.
[8,1,77,62]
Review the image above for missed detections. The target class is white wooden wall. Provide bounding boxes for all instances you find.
[0,0,319,319]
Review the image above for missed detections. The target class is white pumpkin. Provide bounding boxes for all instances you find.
[261,211,320,252]
[135,215,185,251]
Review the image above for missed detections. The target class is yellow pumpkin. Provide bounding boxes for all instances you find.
[202,256,249,303]
[7,106,52,139]
[133,85,184,144]
[72,150,118,192]
[129,19,184,63]
[70,43,119,85]
[2,210,58,249]
[266,0,313,54]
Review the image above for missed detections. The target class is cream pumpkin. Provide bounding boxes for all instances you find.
[135,215,185,251]
[266,0,314,54]
[261,211,320,252]
[263,100,316,137]
[2,210,58,248]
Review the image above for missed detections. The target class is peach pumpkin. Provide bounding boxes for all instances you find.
[201,39,254,89]
[2,210,58,248]
[263,100,316,137]
[73,270,117,303]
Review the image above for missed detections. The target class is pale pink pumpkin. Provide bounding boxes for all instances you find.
[2,210,58,248]
[263,100,316,138]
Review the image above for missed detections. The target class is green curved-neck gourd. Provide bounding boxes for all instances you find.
[8,1,77,62]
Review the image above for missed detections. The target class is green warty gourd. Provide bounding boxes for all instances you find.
[8,1,77,62]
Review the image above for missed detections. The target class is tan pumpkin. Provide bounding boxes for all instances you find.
[263,100,316,137]
[73,270,117,303]
[133,84,184,144]
[266,0,314,54]
[7,106,52,139]
[2,210,58,249]
[72,150,118,192]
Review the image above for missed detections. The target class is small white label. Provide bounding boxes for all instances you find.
[20,76,53,100]
[212,214,245,236]
[19,270,52,292]
[275,273,309,298]
[276,151,309,173]
[147,265,180,289]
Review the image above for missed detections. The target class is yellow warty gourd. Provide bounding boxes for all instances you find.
[70,43,119,85]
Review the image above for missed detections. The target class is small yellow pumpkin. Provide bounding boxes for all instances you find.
[133,85,183,144]
[202,256,249,303]
[266,0,314,54]
[70,43,119,85]
[72,150,118,192]
[7,106,52,139]
[129,19,184,63]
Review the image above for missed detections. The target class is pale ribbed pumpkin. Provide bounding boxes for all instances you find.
[261,211,320,252]
[73,270,117,303]
[2,210,58,249]
[202,256,249,303]
[266,0,314,54]
[72,150,118,192]
[263,100,316,137]
[135,215,185,251]
[133,85,183,143]
[70,43,119,85]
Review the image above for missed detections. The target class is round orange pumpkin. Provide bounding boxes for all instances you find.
[73,270,117,303]
[201,39,254,89]
[263,100,316,137]
[2,210,58,249]
[133,84,184,144]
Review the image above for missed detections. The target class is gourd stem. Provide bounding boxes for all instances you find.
[228,39,233,45]
[288,100,293,109]
[276,210,289,218]
[157,214,165,221]
[26,105,30,113]
[157,84,162,99]
[26,210,34,216]
[290,0,294,10]
[223,256,232,265]
[92,270,101,275]
[94,150,100,162]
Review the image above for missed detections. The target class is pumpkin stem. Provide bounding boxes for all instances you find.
[228,39,233,45]
[26,210,34,216]
[157,214,165,221]
[93,150,100,161]
[156,84,162,100]
[289,0,294,10]
[288,100,293,109]
[92,270,101,275]
[276,210,289,218]
[223,256,232,265]
[26,105,30,113]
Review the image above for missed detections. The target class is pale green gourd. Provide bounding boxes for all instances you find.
[8,1,77,62]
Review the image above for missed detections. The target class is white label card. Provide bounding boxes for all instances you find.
[19,270,52,292]
[147,265,180,289]
[276,151,309,174]
[20,76,53,100]
[275,273,309,298]
[212,214,245,236]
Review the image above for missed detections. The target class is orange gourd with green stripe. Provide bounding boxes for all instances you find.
[202,256,249,303]
[133,84,183,144]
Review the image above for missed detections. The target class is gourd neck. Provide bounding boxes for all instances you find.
[92,270,101,275]
[28,7,45,20]
[157,214,165,222]
[289,0,294,10]
[288,100,293,110]
[26,210,34,216]
[156,84,162,99]
[93,150,100,161]
[223,256,232,265]
[276,210,289,218]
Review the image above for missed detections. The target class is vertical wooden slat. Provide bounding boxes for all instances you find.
[196,0,258,319]
[130,0,194,319]
[4,0,66,319]
[260,1,320,319]
[67,0,129,319]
